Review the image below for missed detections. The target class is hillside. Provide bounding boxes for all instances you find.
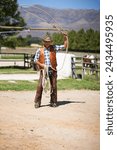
[19,5,100,37]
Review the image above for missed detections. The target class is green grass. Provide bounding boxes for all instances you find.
[0,68,36,74]
[58,76,100,90]
[0,76,100,91]
[0,80,37,91]
[1,55,24,59]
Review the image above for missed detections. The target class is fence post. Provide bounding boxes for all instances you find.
[95,57,98,80]
[24,53,26,68]
[71,57,76,79]
[82,57,85,79]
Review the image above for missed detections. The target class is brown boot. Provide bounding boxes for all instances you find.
[50,103,58,107]
[34,102,41,108]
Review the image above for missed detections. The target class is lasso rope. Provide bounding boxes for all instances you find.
[1,5,69,93]
[42,66,50,93]
[28,5,64,32]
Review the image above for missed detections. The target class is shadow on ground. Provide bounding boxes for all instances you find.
[57,100,85,106]
[41,100,85,108]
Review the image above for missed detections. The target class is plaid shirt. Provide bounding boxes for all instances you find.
[34,45,64,67]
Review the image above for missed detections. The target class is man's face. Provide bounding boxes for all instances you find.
[44,41,51,48]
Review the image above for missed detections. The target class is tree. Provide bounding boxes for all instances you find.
[76,29,86,50]
[0,0,26,50]
[52,33,63,45]
[68,30,77,50]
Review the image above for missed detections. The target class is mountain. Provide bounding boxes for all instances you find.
[19,5,100,37]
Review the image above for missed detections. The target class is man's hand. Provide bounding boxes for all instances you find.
[36,61,46,69]
[41,64,47,69]
[62,31,68,49]
[62,31,68,37]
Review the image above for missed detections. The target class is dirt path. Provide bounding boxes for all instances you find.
[0,90,100,150]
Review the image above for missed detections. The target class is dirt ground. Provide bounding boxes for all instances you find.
[0,90,100,150]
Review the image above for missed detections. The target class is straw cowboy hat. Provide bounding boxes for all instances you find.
[43,35,53,42]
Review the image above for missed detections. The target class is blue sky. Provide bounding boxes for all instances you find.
[18,0,100,10]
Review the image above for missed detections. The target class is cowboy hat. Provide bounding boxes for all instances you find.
[43,35,53,42]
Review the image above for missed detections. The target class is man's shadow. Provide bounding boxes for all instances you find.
[41,100,85,107]
[57,100,85,106]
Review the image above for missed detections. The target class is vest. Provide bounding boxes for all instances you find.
[37,46,57,70]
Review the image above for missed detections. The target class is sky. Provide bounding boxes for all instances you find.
[18,0,100,10]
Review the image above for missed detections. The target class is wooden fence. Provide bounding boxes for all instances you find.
[71,56,100,79]
[0,53,33,68]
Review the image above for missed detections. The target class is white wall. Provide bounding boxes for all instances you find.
[56,53,75,78]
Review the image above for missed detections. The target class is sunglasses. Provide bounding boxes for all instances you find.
[44,40,51,42]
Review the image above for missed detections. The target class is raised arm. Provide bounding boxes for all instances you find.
[63,32,68,49]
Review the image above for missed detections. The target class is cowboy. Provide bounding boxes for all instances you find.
[34,33,68,108]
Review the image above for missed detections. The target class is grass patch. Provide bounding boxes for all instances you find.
[0,76,100,91]
[1,55,24,59]
[0,80,37,91]
[58,76,100,90]
[0,68,36,74]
